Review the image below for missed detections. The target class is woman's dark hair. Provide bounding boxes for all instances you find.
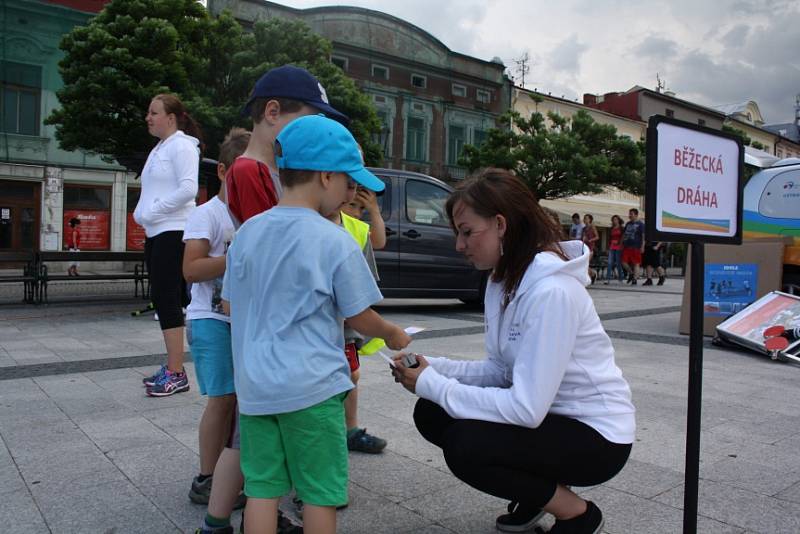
[584,213,594,223]
[445,168,565,307]
[611,214,623,227]
[69,217,80,227]
[153,93,204,152]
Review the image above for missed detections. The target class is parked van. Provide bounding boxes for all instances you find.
[742,151,800,286]
[367,168,485,302]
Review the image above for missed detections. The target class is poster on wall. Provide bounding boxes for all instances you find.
[126,213,146,251]
[62,210,110,250]
[703,263,758,316]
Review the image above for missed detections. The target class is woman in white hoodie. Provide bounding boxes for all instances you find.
[134,93,202,397]
[392,169,635,534]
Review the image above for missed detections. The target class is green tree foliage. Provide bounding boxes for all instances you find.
[460,107,645,200]
[750,140,765,150]
[46,0,382,169]
[722,124,752,146]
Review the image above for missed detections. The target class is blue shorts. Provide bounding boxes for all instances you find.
[187,318,235,397]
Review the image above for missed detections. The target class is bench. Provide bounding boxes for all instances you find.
[37,251,148,303]
[0,251,38,303]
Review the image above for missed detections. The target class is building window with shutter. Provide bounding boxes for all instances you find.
[448,124,466,165]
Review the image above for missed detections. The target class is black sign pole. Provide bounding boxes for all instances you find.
[683,240,705,534]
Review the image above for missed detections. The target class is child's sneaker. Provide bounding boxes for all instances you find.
[347,428,387,453]
[496,501,546,532]
[142,364,167,387]
[188,475,212,504]
[146,369,190,397]
[549,501,604,534]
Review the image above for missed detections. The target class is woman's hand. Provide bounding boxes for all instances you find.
[390,353,429,394]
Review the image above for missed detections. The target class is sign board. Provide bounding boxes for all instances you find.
[646,116,743,244]
[63,210,111,250]
[716,291,800,355]
[126,213,146,251]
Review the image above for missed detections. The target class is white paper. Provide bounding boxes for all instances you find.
[377,350,396,368]
[405,326,425,335]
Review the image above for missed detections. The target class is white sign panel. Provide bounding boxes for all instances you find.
[655,122,740,237]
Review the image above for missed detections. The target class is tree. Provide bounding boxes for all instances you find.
[46,0,382,169]
[722,124,752,147]
[460,107,645,200]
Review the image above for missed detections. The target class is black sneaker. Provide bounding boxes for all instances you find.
[277,509,303,534]
[496,501,546,532]
[549,501,603,534]
[631,279,637,285]
[643,278,653,286]
[347,428,387,454]
[189,475,212,504]
[657,275,666,286]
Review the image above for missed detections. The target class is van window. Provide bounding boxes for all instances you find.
[759,170,800,219]
[406,180,449,227]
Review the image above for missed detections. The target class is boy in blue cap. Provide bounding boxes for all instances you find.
[222,115,411,534]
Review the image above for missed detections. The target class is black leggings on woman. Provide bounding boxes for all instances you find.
[145,231,189,331]
[413,398,631,508]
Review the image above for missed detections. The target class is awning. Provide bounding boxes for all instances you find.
[540,197,643,228]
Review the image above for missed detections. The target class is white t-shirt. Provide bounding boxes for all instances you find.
[183,196,235,322]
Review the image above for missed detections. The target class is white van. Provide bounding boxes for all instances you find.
[743,149,800,286]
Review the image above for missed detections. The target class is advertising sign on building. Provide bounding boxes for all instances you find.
[703,263,758,317]
[646,116,743,244]
[126,213,146,251]
[62,210,110,250]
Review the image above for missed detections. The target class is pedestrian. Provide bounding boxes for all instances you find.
[582,214,598,284]
[183,128,248,511]
[195,65,351,534]
[642,241,667,286]
[66,217,81,276]
[604,215,624,284]
[569,213,584,241]
[135,93,202,397]
[392,168,635,534]
[222,115,411,534]
[621,208,645,285]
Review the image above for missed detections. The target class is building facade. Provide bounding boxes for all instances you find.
[0,0,150,255]
[209,0,509,182]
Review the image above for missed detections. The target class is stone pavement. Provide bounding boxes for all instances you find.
[1,278,800,533]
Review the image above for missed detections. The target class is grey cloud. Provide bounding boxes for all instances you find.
[720,24,749,49]
[633,36,678,59]
[548,34,589,74]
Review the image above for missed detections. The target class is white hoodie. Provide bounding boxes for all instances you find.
[416,241,636,444]
[133,130,200,237]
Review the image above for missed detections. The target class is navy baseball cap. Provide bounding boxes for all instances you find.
[242,65,350,126]
[276,115,385,193]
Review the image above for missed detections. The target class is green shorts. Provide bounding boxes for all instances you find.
[239,393,348,506]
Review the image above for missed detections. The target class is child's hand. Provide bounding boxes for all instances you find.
[385,326,412,351]
[356,189,379,214]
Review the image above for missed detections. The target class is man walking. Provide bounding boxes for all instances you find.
[621,208,645,285]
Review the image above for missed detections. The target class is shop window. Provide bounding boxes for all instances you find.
[63,185,112,250]
[406,117,427,161]
[1,61,41,136]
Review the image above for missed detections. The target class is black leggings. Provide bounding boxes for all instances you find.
[414,398,631,508]
[145,231,189,331]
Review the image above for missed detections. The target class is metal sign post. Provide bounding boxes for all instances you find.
[645,116,743,534]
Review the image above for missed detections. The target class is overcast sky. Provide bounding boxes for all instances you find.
[287,0,799,124]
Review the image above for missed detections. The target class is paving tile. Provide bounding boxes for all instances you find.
[105,441,198,487]
[336,483,434,534]
[0,486,50,533]
[349,450,459,503]
[654,479,800,532]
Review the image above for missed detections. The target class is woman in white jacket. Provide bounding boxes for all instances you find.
[392,169,635,534]
[134,93,202,397]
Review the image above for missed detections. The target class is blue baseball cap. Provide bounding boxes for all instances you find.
[242,65,350,126]
[275,115,385,193]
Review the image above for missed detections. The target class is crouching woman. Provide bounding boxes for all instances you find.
[392,169,635,534]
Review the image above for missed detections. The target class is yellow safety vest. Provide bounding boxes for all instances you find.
[341,212,369,250]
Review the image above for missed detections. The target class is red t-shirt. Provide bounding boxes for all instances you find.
[609,226,623,251]
[225,157,279,226]
[68,227,81,249]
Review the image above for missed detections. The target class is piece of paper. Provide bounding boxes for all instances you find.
[405,326,425,335]
[377,350,396,368]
